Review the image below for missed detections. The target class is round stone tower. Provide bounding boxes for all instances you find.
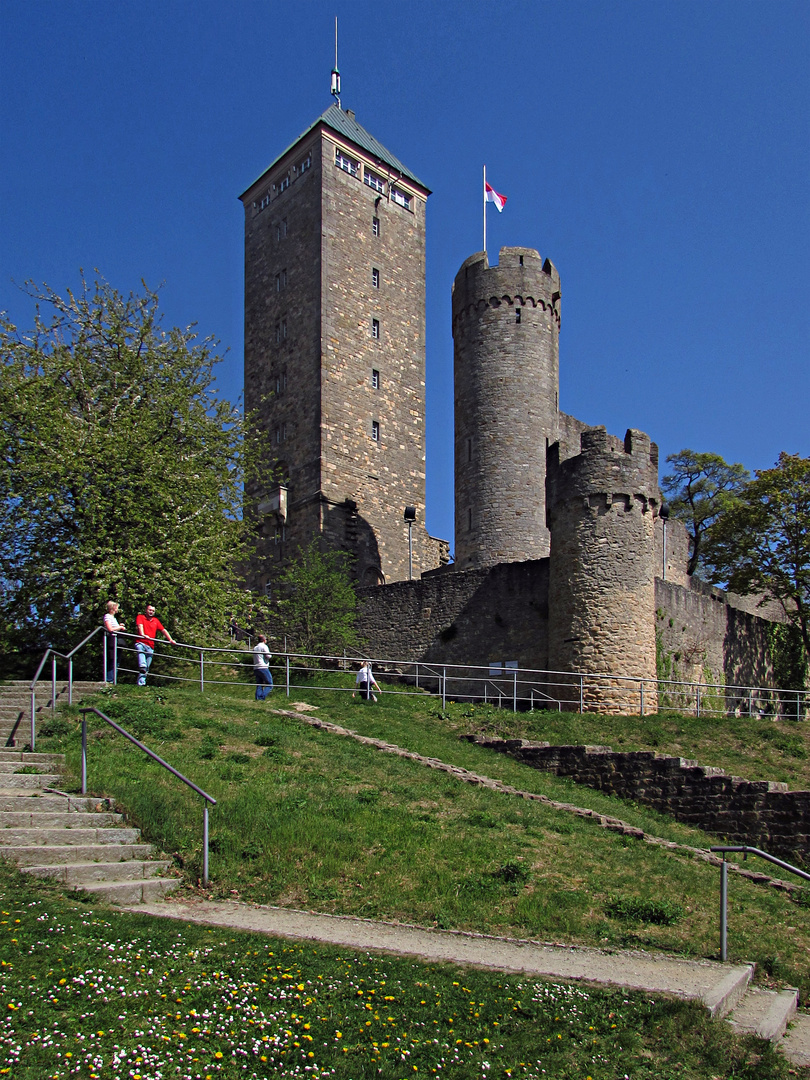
[452,247,561,570]
[546,427,660,715]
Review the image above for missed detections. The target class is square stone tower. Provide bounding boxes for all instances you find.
[240,105,448,593]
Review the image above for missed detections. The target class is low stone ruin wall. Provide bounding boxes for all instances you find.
[465,735,809,866]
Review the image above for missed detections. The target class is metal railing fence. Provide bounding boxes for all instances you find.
[28,626,105,749]
[710,845,810,961]
[27,630,808,750]
[80,706,216,886]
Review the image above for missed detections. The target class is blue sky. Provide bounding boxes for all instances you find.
[2,0,808,549]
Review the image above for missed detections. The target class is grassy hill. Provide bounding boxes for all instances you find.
[4,673,808,1078]
[34,675,810,998]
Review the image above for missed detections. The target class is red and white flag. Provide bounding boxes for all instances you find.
[485,181,507,212]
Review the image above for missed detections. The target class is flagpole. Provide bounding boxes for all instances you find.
[483,165,486,256]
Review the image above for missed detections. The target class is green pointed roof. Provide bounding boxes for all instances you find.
[240,104,430,199]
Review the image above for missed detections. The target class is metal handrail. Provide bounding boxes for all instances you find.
[710,845,810,961]
[529,685,563,711]
[29,626,105,749]
[80,706,216,886]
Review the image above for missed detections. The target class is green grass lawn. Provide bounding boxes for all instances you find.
[29,677,810,1003]
[0,860,792,1079]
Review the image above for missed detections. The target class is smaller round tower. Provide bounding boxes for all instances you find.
[546,427,660,715]
[452,247,561,569]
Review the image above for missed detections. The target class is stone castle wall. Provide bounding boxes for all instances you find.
[357,558,783,707]
[466,735,809,864]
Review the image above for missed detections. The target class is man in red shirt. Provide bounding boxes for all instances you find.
[135,604,176,686]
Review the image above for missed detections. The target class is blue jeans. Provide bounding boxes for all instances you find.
[136,642,154,686]
[255,667,273,700]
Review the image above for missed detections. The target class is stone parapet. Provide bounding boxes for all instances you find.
[466,735,809,864]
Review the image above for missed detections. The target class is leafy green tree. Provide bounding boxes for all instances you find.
[708,453,810,666]
[0,274,248,651]
[662,450,749,576]
[274,540,359,656]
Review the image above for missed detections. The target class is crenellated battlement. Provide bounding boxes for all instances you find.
[547,426,660,523]
[452,247,561,335]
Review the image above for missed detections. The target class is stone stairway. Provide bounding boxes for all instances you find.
[726,985,810,1064]
[0,679,106,748]
[0,745,182,903]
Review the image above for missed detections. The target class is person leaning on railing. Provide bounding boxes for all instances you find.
[103,601,126,683]
[134,604,176,686]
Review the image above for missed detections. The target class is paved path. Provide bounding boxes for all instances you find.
[128,896,751,1018]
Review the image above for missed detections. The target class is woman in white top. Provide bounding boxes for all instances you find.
[103,601,126,683]
[353,661,380,702]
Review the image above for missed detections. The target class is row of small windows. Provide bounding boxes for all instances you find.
[274,312,382,344]
[252,152,312,213]
[334,148,412,211]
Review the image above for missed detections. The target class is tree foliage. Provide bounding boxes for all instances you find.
[0,274,248,650]
[707,453,810,666]
[273,541,359,657]
[662,449,749,576]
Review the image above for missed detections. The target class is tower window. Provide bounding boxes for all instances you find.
[391,187,411,210]
[279,174,290,193]
[515,307,521,324]
[276,269,287,292]
[300,153,311,173]
[282,319,287,340]
[371,369,380,389]
[335,149,359,176]
[372,318,380,339]
[274,322,281,344]
[371,421,380,442]
[275,424,287,445]
[466,437,472,462]
[372,267,380,289]
[277,219,287,241]
[256,192,271,212]
[372,216,380,237]
[364,169,385,194]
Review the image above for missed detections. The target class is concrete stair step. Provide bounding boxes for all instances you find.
[781,1012,810,1066]
[726,986,798,1041]
[0,794,98,812]
[0,811,123,827]
[21,858,173,884]
[75,877,182,903]
[0,826,142,846]
[0,762,59,773]
[2,842,156,865]
[0,752,65,765]
[0,775,62,789]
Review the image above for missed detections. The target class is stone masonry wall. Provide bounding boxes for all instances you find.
[655,577,782,694]
[466,735,810,865]
[357,560,549,673]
